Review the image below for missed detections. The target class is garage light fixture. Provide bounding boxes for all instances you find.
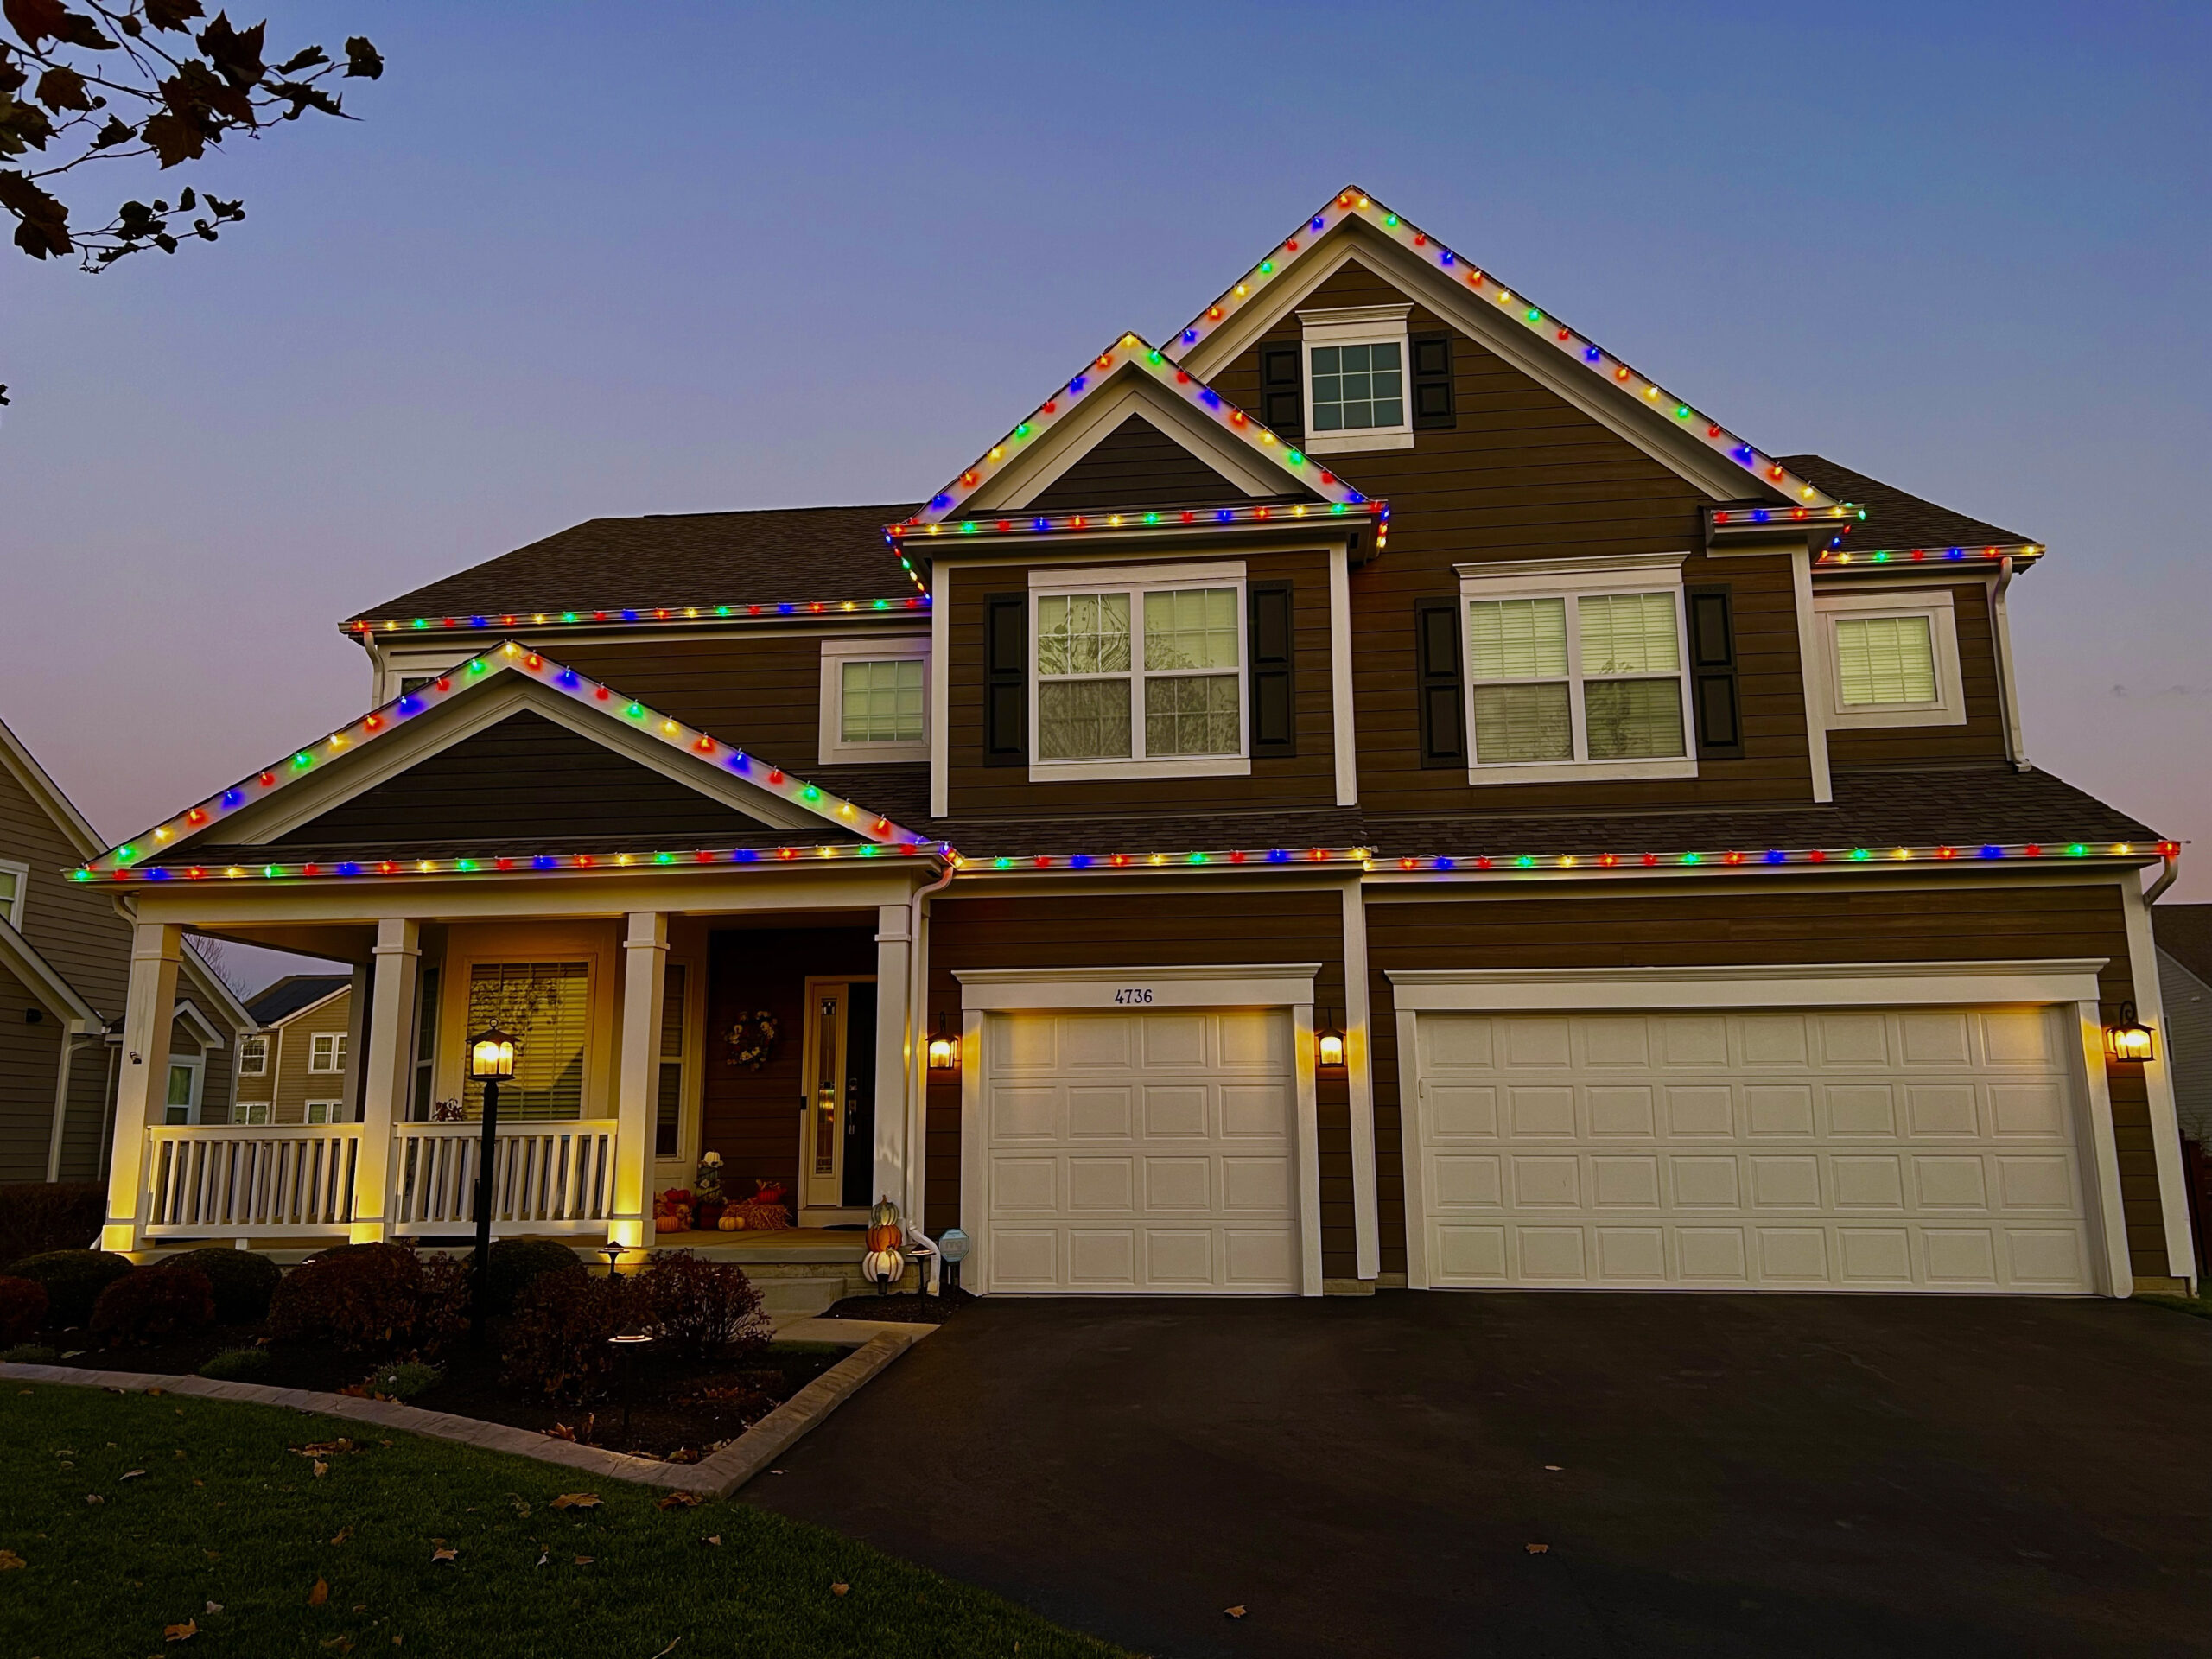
[1315,1014,1347,1080]
[926,1014,959,1077]
[2103,1002,2155,1063]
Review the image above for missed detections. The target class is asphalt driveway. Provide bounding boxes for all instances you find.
[747,1294,2212,1657]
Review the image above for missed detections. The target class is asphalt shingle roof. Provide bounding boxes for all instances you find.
[1781,455,2037,556]
[245,974,351,1025]
[2153,904,2212,985]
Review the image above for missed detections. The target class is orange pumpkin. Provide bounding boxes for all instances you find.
[865,1223,902,1252]
[654,1212,683,1234]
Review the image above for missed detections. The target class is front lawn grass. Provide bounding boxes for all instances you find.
[0,1382,1121,1658]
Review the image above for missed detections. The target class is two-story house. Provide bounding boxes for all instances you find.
[79,188,2195,1297]
[228,975,354,1127]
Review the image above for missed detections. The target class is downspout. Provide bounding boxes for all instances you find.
[45,1026,101,1182]
[95,1037,120,1176]
[903,855,958,1285]
[1991,556,2031,772]
[2145,846,2181,907]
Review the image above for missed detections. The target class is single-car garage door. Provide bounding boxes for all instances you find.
[982,1007,1299,1294]
[1413,1004,2094,1292]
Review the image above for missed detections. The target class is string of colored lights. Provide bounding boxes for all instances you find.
[888,499,1389,550]
[346,594,931,638]
[81,837,2174,886]
[79,641,931,876]
[899,333,1372,531]
[1162,188,1843,514]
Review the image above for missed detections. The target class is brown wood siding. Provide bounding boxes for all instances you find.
[1825,582,2013,768]
[263,994,353,1126]
[700,926,877,1200]
[1363,875,2169,1280]
[270,711,786,846]
[1209,257,1821,814]
[924,886,1357,1278]
[1027,414,1257,512]
[944,550,1340,817]
[0,967,64,1182]
[548,634,836,772]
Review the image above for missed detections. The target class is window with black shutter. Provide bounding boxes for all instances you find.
[1685,584,1743,758]
[1411,333,1455,430]
[984,593,1027,766]
[1247,582,1296,758]
[1415,598,1465,766]
[1260,344,1303,441]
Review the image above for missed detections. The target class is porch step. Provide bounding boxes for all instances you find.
[753,1274,849,1318]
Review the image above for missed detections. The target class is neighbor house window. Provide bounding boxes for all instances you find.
[1298,304,1414,454]
[1028,569,1248,778]
[1456,556,1697,784]
[463,961,589,1121]
[238,1034,269,1077]
[818,639,929,762]
[308,1032,347,1074]
[304,1099,341,1125]
[1813,588,1967,731]
[241,1102,271,1126]
[0,859,26,930]
[162,1058,203,1126]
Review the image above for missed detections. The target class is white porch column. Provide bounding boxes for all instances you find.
[351,918,419,1243]
[101,923,183,1253]
[610,912,669,1249]
[873,903,913,1220]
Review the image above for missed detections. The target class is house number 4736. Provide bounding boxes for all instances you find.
[1112,988,1154,1005]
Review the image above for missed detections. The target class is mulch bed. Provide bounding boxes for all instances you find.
[819,1288,973,1324]
[18,1322,842,1462]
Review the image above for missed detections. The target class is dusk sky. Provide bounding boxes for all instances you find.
[3,1,2206,993]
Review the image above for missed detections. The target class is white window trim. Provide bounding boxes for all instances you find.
[1300,304,1414,454]
[163,1053,206,1126]
[308,1031,348,1074]
[1456,553,1698,785]
[303,1098,344,1126]
[238,1033,270,1077]
[817,633,931,764]
[1813,586,1967,729]
[1027,560,1252,783]
[0,857,28,931]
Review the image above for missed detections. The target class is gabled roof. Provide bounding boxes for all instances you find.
[898,332,1372,532]
[1783,454,2044,566]
[346,504,929,635]
[0,913,102,1028]
[79,640,934,882]
[1163,186,1849,518]
[0,714,104,861]
[245,974,353,1027]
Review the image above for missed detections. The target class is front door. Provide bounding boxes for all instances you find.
[799,978,878,1222]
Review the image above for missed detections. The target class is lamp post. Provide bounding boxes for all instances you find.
[467,1026,518,1335]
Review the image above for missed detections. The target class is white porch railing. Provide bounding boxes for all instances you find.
[391,1121,618,1237]
[144,1124,361,1239]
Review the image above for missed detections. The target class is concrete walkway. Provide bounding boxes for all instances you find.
[744,1294,2212,1658]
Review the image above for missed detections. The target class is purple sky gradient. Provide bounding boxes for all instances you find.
[3,2,2206,995]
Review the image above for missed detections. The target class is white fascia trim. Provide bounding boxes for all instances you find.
[1027,558,1245,590]
[1330,544,1357,806]
[818,633,931,766]
[170,997,226,1051]
[1812,586,1968,731]
[2119,876,2199,1287]
[955,962,1322,1011]
[1384,958,2110,1011]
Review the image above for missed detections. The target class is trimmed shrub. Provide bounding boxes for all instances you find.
[413,1253,474,1356]
[157,1248,282,1324]
[501,1268,652,1404]
[365,1359,442,1400]
[3,1342,59,1363]
[267,1242,423,1353]
[0,1275,49,1345]
[91,1265,216,1346]
[0,1182,105,1268]
[646,1249,770,1363]
[483,1238,585,1315]
[197,1347,271,1382]
[7,1249,133,1327]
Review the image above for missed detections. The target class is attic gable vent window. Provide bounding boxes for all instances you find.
[1297,303,1415,455]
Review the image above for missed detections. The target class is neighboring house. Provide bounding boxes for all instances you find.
[2152,906,2212,1146]
[0,716,251,1182]
[231,976,354,1126]
[77,188,2196,1296]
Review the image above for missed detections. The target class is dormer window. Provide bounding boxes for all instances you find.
[1296,304,1414,454]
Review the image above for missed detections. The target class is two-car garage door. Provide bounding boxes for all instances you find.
[1413,1004,2095,1293]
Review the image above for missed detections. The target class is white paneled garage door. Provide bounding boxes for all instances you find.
[982,1008,1299,1294]
[1413,1004,2094,1292]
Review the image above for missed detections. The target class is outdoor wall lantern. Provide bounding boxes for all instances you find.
[467,1025,518,1333]
[1315,1013,1347,1081]
[2104,1002,2156,1063]
[926,1014,959,1077]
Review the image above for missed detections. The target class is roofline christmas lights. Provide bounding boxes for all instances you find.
[346,594,931,639]
[887,499,1388,550]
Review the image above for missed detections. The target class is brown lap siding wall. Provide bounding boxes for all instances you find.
[1363,874,2167,1281]
[925,884,1355,1278]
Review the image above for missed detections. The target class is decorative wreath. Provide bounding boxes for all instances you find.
[723,1010,780,1070]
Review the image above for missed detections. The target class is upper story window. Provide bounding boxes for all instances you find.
[1027,563,1249,781]
[0,858,24,930]
[1297,304,1414,454]
[308,1031,348,1074]
[238,1034,270,1077]
[1455,555,1697,785]
[819,636,929,763]
[1813,588,1966,729]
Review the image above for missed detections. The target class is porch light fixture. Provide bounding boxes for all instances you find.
[2104,1002,2156,1063]
[467,1025,519,1334]
[1315,1013,1347,1081]
[926,1014,958,1077]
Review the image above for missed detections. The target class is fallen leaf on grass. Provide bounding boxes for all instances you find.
[147,1388,165,1397]
[573,1555,594,1567]
[321,1639,353,1654]
[1543,1464,1562,1471]
[203,1551,220,1562]
[313,1461,330,1479]
[163,1616,197,1642]
[830,1582,849,1597]
[655,1491,702,1510]
[543,1423,577,1443]
[702,1535,721,1548]
[1224,1605,1247,1619]
[0,1549,22,1570]
[550,1493,600,1510]
[308,1576,328,1605]
[121,1470,146,1480]
[506,1494,531,1518]
[429,1548,458,1565]
[204,1601,222,1615]
[85,1493,103,1505]
[649,1643,680,1658]
[329,1529,351,1546]
[1525,1543,1550,1554]
[534,1550,548,1568]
